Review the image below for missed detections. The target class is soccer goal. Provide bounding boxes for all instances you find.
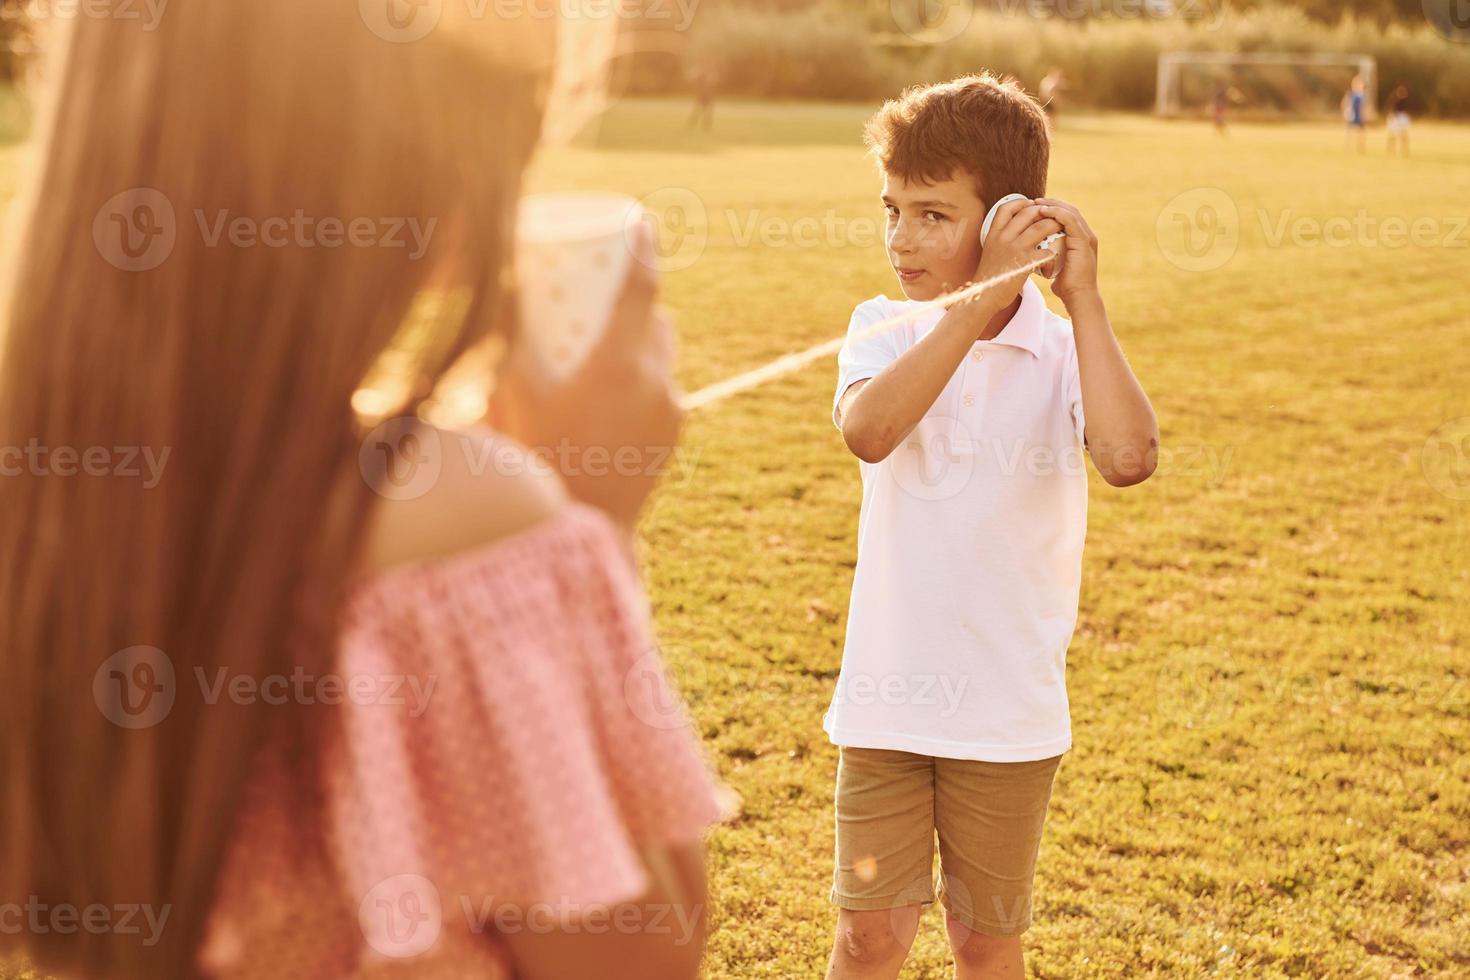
[1156,52,1378,121]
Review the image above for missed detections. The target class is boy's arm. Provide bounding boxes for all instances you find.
[1037,199,1159,488]
[838,298,1000,463]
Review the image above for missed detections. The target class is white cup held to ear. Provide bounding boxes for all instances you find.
[980,192,1064,279]
[515,191,646,382]
[980,192,1066,249]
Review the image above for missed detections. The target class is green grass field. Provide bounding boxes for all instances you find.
[4,99,1469,978]
[529,100,1470,978]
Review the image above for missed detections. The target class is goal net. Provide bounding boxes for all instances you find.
[1156,52,1378,122]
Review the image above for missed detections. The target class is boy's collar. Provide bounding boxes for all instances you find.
[914,279,1045,358]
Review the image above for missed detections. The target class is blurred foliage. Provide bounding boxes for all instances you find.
[623,2,1470,117]
[686,0,1447,27]
[0,3,33,85]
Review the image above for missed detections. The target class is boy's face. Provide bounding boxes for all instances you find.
[882,169,986,302]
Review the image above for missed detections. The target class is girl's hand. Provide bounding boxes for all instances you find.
[1034,198,1100,305]
[489,221,683,532]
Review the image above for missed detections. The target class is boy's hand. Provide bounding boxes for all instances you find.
[953,198,1064,315]
[1035,199,1100,305]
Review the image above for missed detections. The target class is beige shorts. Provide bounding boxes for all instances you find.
[830,746,1062,937]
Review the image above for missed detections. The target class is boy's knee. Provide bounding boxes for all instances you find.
[945,914,1021,967]
[834,907,919,965]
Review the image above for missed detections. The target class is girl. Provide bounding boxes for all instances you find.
[0,3,729,977]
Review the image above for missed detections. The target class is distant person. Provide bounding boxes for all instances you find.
[1211,82,1241,136]
[1342,74,1367,153]
[687,63,716,131]
[1385,82,1411,157]
[1039,67,1068,120]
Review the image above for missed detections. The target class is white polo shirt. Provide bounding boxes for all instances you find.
[826,279,1088,762]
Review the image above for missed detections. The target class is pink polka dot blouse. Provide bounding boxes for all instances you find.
[198,500,736,977]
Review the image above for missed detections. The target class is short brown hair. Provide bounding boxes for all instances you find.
[863,72,1050,212]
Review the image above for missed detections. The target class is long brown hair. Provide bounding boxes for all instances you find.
[0,3,551,976]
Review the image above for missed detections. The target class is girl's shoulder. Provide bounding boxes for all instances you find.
[357,424,570,576]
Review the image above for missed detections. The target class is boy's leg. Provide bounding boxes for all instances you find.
[943,916,1022,979]
[932,753,1063,979]
[827,746,937,980]
[825,906,923,980]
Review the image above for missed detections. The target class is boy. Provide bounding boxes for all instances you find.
[825,74,1158,979]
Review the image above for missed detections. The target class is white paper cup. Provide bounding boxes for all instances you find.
[515,192,644,381]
